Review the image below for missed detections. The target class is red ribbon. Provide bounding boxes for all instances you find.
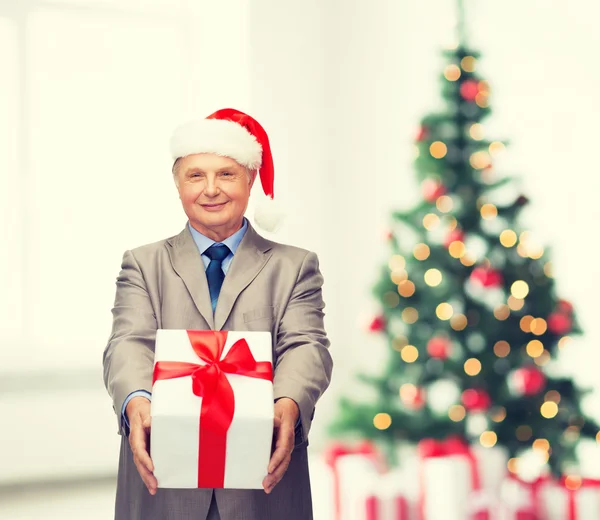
[152,330,273,488]
[506,473,549,519]
[560,477,600,520]
[324,441,385,520]
[364,494,409,520]
[418,437,480,520]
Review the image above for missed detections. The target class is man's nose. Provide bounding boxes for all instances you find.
[204,177,220,196]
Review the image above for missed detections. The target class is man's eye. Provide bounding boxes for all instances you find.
[221,171,233,177]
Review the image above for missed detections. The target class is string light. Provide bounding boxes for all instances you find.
[491,407,507,422]
[520,315,534,333]
[436,302,454,320]
[516,425,532,441]
[534,350,550,366]
[480,203,498,220]
[392,336,409,352]
[401,345,419,363]
[507,296,525,311]
[464,358,482,376]
[402,307,419,324]
[494,305,510,321]
[564,426,580,442]
[436,195,454,213]
[480,431,497,448]
[383,291,400,308]
[424,269,443,286]
[398,280,416,297]
[511,281,530,299]
[391,269,408,284]
[530,318,548,336]
[526,340,544,358]
[446,217,458,231]
[544,262,553,278]
[545,391,561,403]
[461,56,477,72]
[430,141,448,159]
[450,314,468,331]
[444,64,461,81]
[400,383,418,401]
[414,243,431,260]
[423,213,441,230]
[449,405,466,422]
[507,458,518,474]
[476,93,489,108]
[532,439,550,453]
[449,241,466,258]
[470,123,485,140]
[478,80,490,94]
[470,151,491,170]
[565,476,582,491]
[596,431,600,443]
[493,341,510,358]
[500,229,517,247]
[559,336,573,349]
[373,413,392,430]
[388,255,406,271]
[489,141,505,155]
[460,255,476,266]
[541,401,559,419]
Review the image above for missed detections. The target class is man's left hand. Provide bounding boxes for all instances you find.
[263,398,300,494]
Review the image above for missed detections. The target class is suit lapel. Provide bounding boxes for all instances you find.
[166,226,215,329]
[214,223,273,331]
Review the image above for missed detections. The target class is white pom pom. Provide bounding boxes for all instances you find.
[253,196,285,233]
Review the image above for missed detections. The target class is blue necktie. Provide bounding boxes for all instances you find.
[204,244,231,312]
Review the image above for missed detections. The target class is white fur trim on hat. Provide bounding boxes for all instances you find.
[170,119,263,170]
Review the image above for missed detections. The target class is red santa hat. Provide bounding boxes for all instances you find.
[169,108,284,232]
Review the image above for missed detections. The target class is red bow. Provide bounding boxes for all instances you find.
[153,330,273,488]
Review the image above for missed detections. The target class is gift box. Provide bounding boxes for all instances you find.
[418,437,481,520]
[324,441,388,520]
[538,477,600,520]
[151,329,274,489]
[497,474,547,520]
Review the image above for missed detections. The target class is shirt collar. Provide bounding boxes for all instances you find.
[188,218,248,256]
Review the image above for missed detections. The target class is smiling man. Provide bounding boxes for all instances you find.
[103,108,333,520]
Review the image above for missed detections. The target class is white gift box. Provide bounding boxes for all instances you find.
[151,329,274,489]
[539,479,600,520]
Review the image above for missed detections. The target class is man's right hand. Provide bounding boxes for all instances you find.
[126,396,157,495]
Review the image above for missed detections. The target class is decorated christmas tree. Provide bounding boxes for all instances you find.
[331,4,597,477]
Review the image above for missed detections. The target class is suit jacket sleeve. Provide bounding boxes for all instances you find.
[273,251,333,440]
[103,250,157,434]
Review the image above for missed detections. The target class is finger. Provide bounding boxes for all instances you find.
[263,455,291,494]
[134,459,158,495]
[129,422,154,473]
[268,422,294,473]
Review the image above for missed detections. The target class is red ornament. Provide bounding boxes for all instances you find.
[368,315,386,333]
[461,388,491,412]
[470,266,503,288]
[427,336,452,360]
[512,367,546,396]
[444,229,465,248]
[547,312,572,335]
[401,386,426,410]
[422,178,447,202]
[460,79,479,102]
[556,299,574,315]
[384,230,394,242]
[416,126,429,142]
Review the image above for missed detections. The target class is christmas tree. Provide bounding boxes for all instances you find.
[331,4,597,476]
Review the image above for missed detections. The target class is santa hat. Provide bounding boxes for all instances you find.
[169,108,284,232]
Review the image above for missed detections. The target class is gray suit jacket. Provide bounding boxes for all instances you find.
[103,222,333,520]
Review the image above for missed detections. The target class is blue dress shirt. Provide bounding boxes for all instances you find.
[121,219,249,428]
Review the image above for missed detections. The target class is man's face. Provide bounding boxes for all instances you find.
[175,153,255,239]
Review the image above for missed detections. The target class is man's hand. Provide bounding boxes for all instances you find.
[263,398,300,494]
[126,396,157,495]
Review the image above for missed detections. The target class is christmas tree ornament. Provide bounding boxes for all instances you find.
[462,388,491,412]
[556,299,574,315]
[511,367,547,396]
[400,384,426,410]
[470,266,503,287]
[427,336,452,359]
[416,125,429,141]
[445,228,466,248]
[460,79,480,101]
[422,178,447,202]
[547,312,572,335]
[368,315,386,333]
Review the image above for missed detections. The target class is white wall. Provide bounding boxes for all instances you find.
[2,0,600,483]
